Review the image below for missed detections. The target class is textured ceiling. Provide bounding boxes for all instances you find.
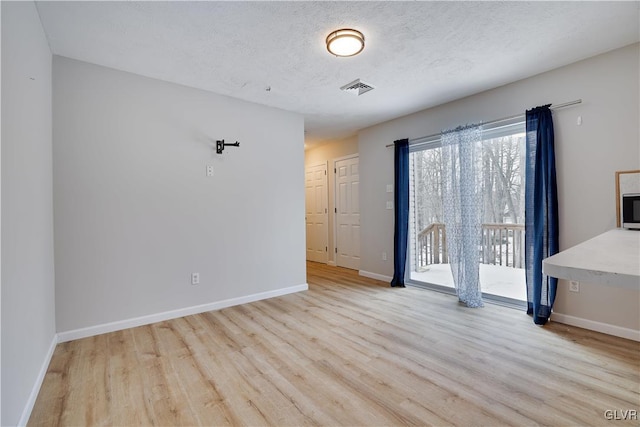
[35,1,640,146]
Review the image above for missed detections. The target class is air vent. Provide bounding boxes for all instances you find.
[340,79,375,96]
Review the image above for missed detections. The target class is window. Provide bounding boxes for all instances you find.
[408,120,526,303]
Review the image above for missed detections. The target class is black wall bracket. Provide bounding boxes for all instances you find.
[216,139,240,154]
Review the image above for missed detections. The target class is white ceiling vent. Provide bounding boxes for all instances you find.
[340,79,375,96]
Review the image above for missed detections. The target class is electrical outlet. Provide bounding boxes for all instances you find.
[382,252,387,261]
[206,165,214,177]
[191,273,200,285]
[386,201,393,210]
[569,281,579,292]
[386,184,393,193]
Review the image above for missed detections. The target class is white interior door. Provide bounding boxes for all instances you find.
[305,163,328,263]
[335,156,360,270]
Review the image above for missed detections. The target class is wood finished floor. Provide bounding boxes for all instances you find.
[29,262,639,426]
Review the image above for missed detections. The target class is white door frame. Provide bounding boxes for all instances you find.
[332,154,359,269]
[305,161,329,263]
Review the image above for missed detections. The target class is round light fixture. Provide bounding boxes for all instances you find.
[326,29,365,57]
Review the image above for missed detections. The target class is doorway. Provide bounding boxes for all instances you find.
[334,155,360,270]
[408,123,526,303]
[305,162,328,263]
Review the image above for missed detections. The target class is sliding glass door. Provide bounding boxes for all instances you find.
[408,121,527,304]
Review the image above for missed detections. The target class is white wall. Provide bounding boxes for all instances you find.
[359,44,639,332]
[305,136,358,263]
[53,57,306,333]
[1,2,57,425]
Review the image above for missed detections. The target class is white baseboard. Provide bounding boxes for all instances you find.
[551,313,640,342]
[327,261,336,267]
[359,270,393,283]
[58,283,308,343]
[18,334,58,426]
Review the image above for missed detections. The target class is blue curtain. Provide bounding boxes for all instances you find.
[525,105,559,325]
[441,124,485,307]
[391,139,409,287]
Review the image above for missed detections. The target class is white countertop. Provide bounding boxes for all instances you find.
[543,229,640,289]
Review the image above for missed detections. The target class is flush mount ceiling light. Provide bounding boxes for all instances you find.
[326,29,365,57]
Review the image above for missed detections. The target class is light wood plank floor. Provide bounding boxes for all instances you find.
[30,262,639,426]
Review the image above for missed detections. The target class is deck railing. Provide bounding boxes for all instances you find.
[416,222,525,271]
[417,223,447,268]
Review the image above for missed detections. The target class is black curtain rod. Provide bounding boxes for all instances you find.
[385,99,582,148]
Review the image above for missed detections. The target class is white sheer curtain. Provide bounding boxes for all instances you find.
[441,123,484,307]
